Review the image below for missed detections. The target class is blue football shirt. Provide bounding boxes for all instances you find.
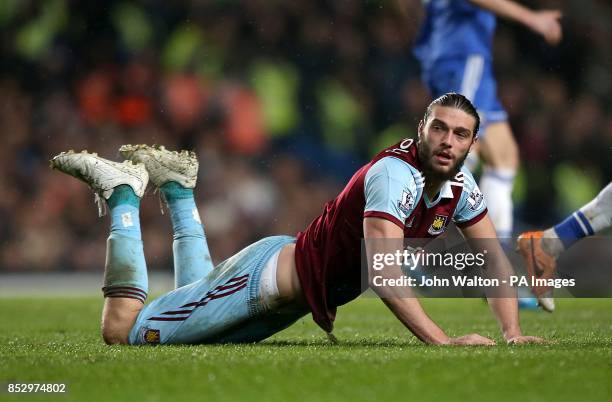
[413,0,497,69]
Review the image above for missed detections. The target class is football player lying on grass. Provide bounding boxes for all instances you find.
[50,93,546,346]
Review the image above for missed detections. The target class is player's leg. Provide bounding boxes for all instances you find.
[117,145,305,345]
[468,61,535,306]
[517,182,612,311]
[127,235,305,345]
[120,145,213,288]
[427,57,534,307]
[458,56,518,241]
[477,120,519,240]
[50,151,150,344]
[162,181,213,287]
[423,57,518,241]
[543,181,612,255]
[101,184,150,344]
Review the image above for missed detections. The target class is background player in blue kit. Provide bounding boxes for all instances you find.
[517,182,612,312]
[411,0,562,242]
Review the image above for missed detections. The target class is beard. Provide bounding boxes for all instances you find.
[417,139,469,182]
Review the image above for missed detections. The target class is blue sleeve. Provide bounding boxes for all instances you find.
[428,0,477,14]
[453,168,487,227]
[455,0,479,13]
[364,157,422,228]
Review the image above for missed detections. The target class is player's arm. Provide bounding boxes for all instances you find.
[363,156,494,345]
[468,0,562,45]
[364,217,495,346]
[459,215,547,344]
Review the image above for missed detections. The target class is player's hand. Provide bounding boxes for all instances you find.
[449,333,496,346]
[528,10,562,45]
[505,335,549,345]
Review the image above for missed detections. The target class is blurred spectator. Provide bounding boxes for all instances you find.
[0,0,610,273]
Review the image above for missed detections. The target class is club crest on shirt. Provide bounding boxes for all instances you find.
[467,188,484,211]
[142,328,160,344]
[398,190,415,218]
[428,214,448,235]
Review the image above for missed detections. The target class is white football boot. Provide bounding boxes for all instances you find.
[119,144,198,189]
[50,150,149,216]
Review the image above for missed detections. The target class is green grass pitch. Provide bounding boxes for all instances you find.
[1,297,611,402]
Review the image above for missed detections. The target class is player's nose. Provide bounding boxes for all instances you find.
[439,130,454,147]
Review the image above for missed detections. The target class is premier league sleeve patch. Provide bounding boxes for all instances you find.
[467,188,484,211]
[398,190,415,218]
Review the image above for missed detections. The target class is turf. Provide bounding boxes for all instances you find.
[1,297,611,402]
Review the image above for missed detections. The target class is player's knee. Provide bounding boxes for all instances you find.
[101,298,142,345]
[481,123,519,170]
[503,141,519,169]
[486,140,519,170]
[101,316,132,345]
[102,326,129,345]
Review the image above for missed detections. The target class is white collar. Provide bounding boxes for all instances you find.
[423,180,454,208]
[440,181,454,199]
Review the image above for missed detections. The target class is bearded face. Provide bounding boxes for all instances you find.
[417,106,477,182]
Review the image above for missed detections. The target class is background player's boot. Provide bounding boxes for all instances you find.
[50,150,148,215]
[516,231,557,312]
[119,144,198,189]
[517,287,540,310]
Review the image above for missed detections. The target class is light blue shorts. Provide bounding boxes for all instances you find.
[422,55,508,134]
[128,235,306,345]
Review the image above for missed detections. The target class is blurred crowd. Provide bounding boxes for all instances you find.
[0,0,610,272]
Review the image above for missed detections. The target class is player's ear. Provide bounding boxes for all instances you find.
[417,120,425,140]
[468,134,478,153]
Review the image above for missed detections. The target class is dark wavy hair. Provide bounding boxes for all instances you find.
[423,92,480,137]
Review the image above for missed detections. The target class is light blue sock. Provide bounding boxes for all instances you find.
[102,185,148,303]
[161,182,214,288]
